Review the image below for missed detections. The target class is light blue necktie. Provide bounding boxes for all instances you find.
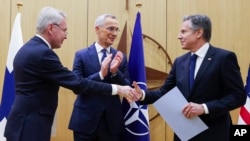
[189,54,197,90]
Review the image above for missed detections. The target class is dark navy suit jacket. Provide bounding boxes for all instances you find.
[4,36,113,141]
[68,43,131,135]
[140,45,246,141]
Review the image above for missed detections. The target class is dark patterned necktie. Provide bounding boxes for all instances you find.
[189,54,197,90]
[101,49,107,62]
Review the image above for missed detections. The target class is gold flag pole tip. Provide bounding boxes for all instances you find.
[136,3,142,8]
[17,2,23,8]
[17,2,23,12]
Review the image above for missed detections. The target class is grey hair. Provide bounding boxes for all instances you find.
[94,14,116,27]
[36,7,67,34]
[183,14,212,42]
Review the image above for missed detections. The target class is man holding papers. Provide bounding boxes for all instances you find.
[131,14,246,141]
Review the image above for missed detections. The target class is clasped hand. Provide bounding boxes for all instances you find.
[100,51,123,77]
[117,82,143,103]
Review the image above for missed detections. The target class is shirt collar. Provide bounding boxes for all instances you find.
[35,34,52,49]
[95,42,110,53]
[193,42,209,58]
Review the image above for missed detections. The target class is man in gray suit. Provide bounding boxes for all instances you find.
[4,7,133,141]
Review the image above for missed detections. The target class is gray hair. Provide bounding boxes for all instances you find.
[94,14,116,27]
[183,14,212,42]
[36,7,67,34]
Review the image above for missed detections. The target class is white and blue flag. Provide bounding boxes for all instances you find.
[0,12,23,140]
[122,11,150,141]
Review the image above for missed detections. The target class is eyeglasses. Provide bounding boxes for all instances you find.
[103,26,120,33]
[53,24,68,34]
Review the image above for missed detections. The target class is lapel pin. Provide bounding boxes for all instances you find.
[208,58,212,60]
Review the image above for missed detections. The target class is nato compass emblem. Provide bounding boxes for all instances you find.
[122,82,149,136]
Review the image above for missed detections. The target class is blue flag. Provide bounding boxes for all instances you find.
[0,12,23,134]
[122,12,150,141]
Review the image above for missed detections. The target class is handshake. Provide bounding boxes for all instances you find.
[116,81,143,103]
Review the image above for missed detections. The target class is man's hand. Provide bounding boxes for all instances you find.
[182,102,205,118]
[100,54,112,77]
[110,51,123,74]
[131,81,143,101]
[117,85,138,103]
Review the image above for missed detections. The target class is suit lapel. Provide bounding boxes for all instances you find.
[193,46,215,87]
[88,44,101,70]
[181,53,192,97]
[110,48,117,60]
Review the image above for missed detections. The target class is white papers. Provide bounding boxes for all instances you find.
[153,87,208,141]
[0,118,7,141]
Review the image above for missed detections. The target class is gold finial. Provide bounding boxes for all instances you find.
[136,0,142,10]
[136,3,142,8]
[17,2,23,11]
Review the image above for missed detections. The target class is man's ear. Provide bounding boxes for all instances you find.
[196,28,204,39]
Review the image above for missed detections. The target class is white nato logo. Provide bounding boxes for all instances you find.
[124,82,149,136]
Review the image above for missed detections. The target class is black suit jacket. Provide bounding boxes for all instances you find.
[140,45,246,141]
[68,43,131,135]
[4,36,114,141]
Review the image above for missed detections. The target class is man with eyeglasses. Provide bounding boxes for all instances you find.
[4,7,134,141]
[68,14,130,141]
[53,23,68,35]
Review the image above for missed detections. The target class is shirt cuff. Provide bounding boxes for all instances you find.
[202,103,209,114]
[139,90,146,101]
[99,72,104,80]
[111,84,118,95]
